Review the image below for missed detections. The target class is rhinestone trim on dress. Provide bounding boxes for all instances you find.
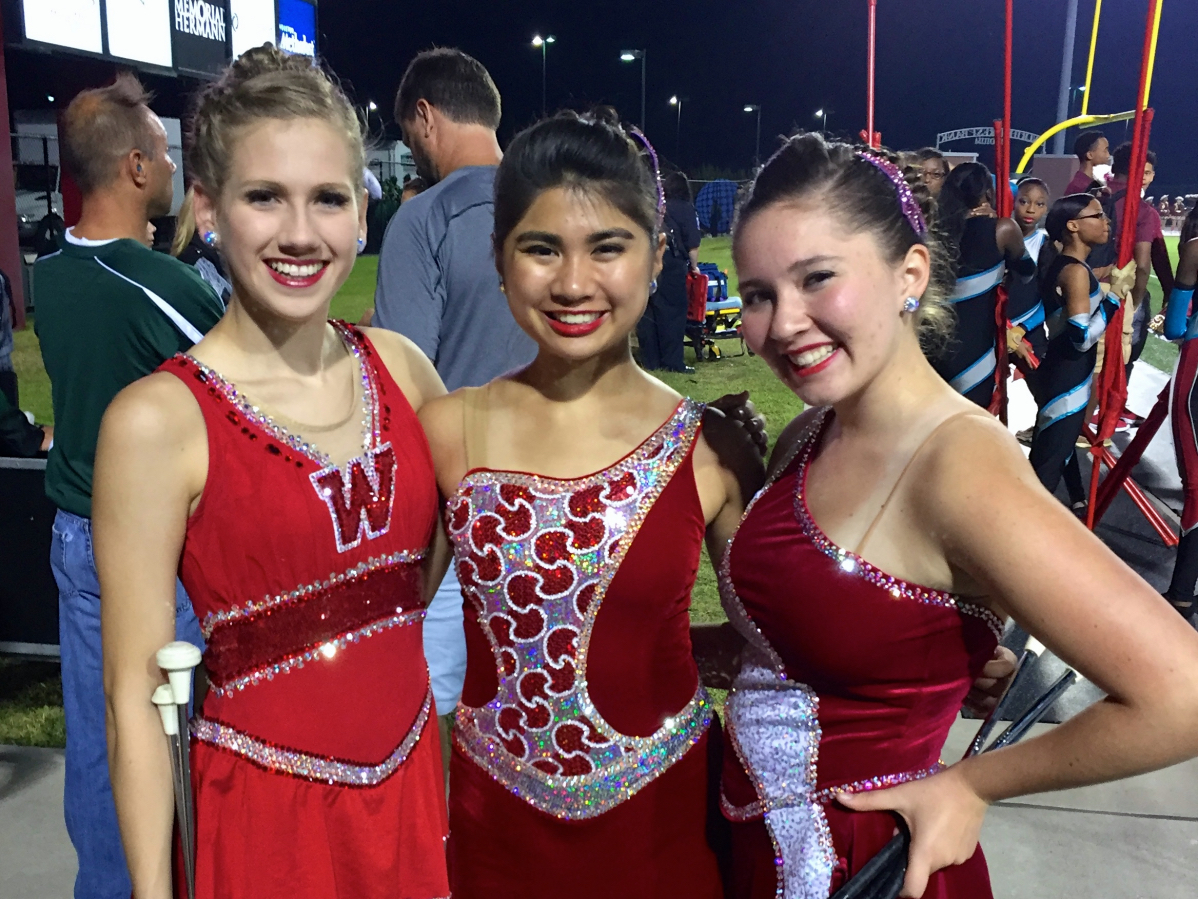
[447,399,712,820]
[812,763,945,804]
[192,684,433,786]
[180,321,379,470]
[724,655,837,899]
[792,411,1006,640]
[715,423,818,676]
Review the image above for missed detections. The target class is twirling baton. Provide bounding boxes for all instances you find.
[152,684,192,899]
[965,638,1043,758]
[157,641,202,899]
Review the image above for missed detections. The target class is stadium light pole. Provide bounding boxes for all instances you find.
[621,50,647,129]
[744,104,762,167]
[532,35,556,116]
[1053,0,1080,155]
[815,108,827,132]
[670,95,687,160]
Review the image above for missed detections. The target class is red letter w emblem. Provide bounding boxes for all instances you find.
[309,443,398,553]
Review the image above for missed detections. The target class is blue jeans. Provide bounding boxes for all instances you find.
[51,509,203,899]
[422,565,467,714]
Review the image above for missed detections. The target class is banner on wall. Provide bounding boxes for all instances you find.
[277,0,316,57]
[170,0,231,75]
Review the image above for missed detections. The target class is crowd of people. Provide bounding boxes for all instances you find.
[10,41,1198,899]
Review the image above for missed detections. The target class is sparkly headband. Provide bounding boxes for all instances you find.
[856,151,927,237]
[629,126,666,223]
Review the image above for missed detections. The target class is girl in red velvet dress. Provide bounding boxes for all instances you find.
[94,48,449,899]
[418,111,762,898]
[720,133,1198,898]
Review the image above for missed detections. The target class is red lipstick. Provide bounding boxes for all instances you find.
[265,259,329,289]
[786,343,840,378]
[543,311,608,337]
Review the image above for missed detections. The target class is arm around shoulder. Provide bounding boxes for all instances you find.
[767,407,825,478]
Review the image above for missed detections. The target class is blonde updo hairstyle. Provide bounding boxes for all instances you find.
[186,44,365,202]
[733,132,955,352]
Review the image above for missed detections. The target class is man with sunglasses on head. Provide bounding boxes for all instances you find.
[1090,143,1164,379]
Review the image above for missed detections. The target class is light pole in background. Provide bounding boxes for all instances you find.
[669,95,687,160]
[815,107,827,132]
[621,49,647,129]
[744,104,762,167]
[532,34,556,116]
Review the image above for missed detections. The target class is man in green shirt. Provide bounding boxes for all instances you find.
[34,74,223,899]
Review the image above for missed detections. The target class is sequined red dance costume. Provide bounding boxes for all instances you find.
[720,412,1003,899]
[445,399,724,898]
[161,323,449,899]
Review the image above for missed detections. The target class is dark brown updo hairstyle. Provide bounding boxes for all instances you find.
[493,108,660,257]
[187,44,365,199]
[733,132,955,348]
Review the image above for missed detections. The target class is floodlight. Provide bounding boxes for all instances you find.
[532,35,544,47]
[670,96,678,105]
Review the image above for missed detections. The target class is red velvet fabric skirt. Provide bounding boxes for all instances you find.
[186,712,449,899]
[447,729,725,899]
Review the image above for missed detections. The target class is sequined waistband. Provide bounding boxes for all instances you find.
[721,762,947,822]
[454,687,712,820]
[204,554,424,689]
[191,683,433,787]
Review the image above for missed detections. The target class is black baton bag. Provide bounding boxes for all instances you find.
[829,815,910,899]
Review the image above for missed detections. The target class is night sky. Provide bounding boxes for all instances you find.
[317,0,1196,196]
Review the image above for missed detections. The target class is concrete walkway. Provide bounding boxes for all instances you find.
[3,723,1196,898]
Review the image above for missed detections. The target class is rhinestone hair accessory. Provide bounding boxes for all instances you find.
[856,151,928,237]
[628,126,666,223]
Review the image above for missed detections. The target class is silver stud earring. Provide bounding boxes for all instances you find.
[357,237,366,254]
[902,296,921,314]
[650,279,658,295]
[202,230,219,247]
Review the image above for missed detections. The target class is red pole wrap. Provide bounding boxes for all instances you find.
[867,0,877,148]
[1000,0,1013,216]
[1085,0,1160,528]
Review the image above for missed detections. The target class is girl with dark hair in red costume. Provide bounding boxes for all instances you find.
[722,132,1198,898]
[418,109,763,898]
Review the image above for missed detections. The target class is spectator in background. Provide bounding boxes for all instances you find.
[638,169,699,373]
[170,187,232,304]
[374,47,536,764]
[1100,142,1161,371]
[401,175,429,204]
[1066,130,1110,195]
[0,388,51,456]
[32,74,223,899]
[913,147,950,197]
[357,177,431,327]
